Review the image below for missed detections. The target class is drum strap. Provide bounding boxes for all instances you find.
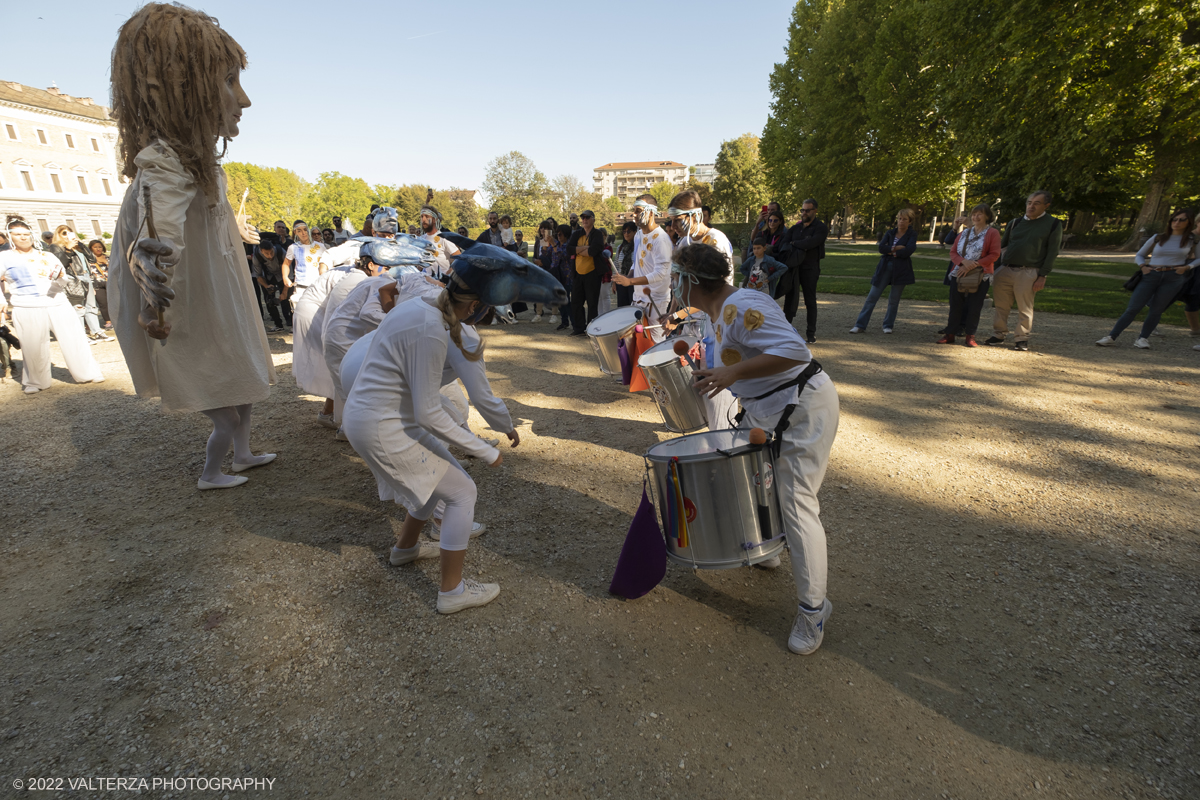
[734,361,823,458]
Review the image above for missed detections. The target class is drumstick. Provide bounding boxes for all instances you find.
[143,185,166,346]
[673,339,700,372]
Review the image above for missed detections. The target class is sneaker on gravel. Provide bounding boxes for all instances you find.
[849,326,863,334]
[1012,340,1029,351]
[754,555,781,570]
[317,412,337,429]
[984,336,1005,346]
[389,542,440,566]
[882,327,893,334]
[1096,335,1115,347]
[1194,343,1200,351]
[788,599,832,655]
[531,315,543,323]
[437,579,500,614]
[478,435,500,447]
[549,315,560,325]
[429,520,487,541]
[1134,337,1151,349]
[334,427,348,442]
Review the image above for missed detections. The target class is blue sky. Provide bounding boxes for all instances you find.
[7,1,796,191]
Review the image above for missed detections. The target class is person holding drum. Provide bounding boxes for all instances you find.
[677,243,840,655]
[612,194,673,343]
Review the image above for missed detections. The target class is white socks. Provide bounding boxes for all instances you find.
[439,581,465,597]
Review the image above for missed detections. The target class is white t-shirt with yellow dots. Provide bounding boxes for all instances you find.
[714,289,829,417]
[632,226,673,315]
[676,227,735,285]
[421,231,461,281]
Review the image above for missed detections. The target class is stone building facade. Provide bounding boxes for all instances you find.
[0,81,126,240]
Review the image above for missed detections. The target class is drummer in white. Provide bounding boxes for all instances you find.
[611,195,673,343]
[668,189,734,280]
[677,243,840,655]
[418,205,460,282]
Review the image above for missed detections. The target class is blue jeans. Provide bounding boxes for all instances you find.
[855,265,905,329]
[1109,270,1187,339]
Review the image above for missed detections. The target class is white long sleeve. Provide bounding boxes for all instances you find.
[444,326,513,433]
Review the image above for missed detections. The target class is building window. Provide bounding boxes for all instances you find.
[65,133,75,149]
[21,171,34,191]
[77,175,89,194]
[101,178,112,196]
[5,123,17,140]
[37,219,49,234]
[36,129,48,145]
[91,137,100,153]
[50,173,63,193]
[65,219,77,233]
[91,220,102,236]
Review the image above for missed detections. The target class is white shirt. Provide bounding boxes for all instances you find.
[323,275,395,365]
[632,226,673,315]
[1136,233,1200,268]
[0,247,67,308]
[421,231,461,280]
[713,289,829,417]
[677,227,735,284]
[286,242,325,286]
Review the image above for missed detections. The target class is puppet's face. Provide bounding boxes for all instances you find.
[217,67,251,139]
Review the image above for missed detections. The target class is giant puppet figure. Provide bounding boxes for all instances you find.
[108,3,276,490]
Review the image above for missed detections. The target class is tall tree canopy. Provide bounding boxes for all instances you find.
[480,151,556,225]
[713,133,769,222]
[224,163,308,229]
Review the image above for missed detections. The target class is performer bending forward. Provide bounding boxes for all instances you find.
[677,244,840,655]
[341,266,515,614]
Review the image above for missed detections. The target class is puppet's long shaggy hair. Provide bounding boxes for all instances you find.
[110,3,246,204]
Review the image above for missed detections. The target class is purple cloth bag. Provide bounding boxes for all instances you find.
[609,483,667,599]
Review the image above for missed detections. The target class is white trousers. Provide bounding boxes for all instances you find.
[11,304,104,391]
[739,379,839,608]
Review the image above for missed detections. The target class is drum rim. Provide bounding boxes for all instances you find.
[586,307,642,337]
[638,334,699,367]
[644,428,766,462]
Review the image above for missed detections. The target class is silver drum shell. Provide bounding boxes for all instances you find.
[646,430,786,569]
[586,308,641,375]
[637,337,708,434]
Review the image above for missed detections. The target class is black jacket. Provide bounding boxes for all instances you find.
[476,227,517,252]
[779,218,828,271]
[566,227,607,275]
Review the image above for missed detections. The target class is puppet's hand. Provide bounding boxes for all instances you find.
[130,237,177,311]
[236,215,260,245]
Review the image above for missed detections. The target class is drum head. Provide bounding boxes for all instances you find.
[587,306,642,338]
[339,329,376,393]
[639,336,698,368]
[646,428,757,461]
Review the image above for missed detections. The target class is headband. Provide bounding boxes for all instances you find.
[420,206,441,223]
[670,259,728,282]
[633,200,658,213]
[667,206,702,218]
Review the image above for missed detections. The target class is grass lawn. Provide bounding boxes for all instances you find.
[812,249,1188,325]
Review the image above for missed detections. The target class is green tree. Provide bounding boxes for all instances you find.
[447,189,482,229]
[924,0,1200,248]
[647,181,678,211]
[481,151,555,225]
[300,172,378,231]
[224,162,308,230]
[713,133,768,222]
[550,175,591,219]
[683,178,714,211]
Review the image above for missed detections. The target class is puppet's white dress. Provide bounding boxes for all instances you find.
[110,141,274,413]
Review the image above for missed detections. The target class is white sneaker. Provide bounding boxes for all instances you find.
[429,520,487,541]
[1095,335,1115,347]
[1150,329,1164,337]
[1194,343,1200,351]
[437,578,500,614]
[389,542,440,566]
[317,411,337,429]
[531,315,543,323]
[882,327,893,334]
[1133,337,1151,349]
[849,326,863,334]
[753,555,781,570]
[478,434,500,447]
[788,599,832,655]
[548,315,559,325]
[334,427,348,442]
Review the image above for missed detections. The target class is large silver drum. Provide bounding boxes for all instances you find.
[646,429,785,569]
[637,336,708,434]
[586,307,642,375]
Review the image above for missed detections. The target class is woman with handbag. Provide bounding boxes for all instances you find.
[53,226,111,342]
[938,204,1001,346]
[850,209,918,334]
[1097,208,1199,349]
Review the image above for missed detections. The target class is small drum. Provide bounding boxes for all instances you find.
[646,429,785,569]
[586,307,642,375]
[339,329,376,393]
[637,336,708,434]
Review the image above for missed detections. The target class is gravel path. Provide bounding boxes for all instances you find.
[1,294,1197,799]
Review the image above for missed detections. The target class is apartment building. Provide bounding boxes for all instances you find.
[691,162,717,185]
[593,161,688,203]
[0,80,127,239]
